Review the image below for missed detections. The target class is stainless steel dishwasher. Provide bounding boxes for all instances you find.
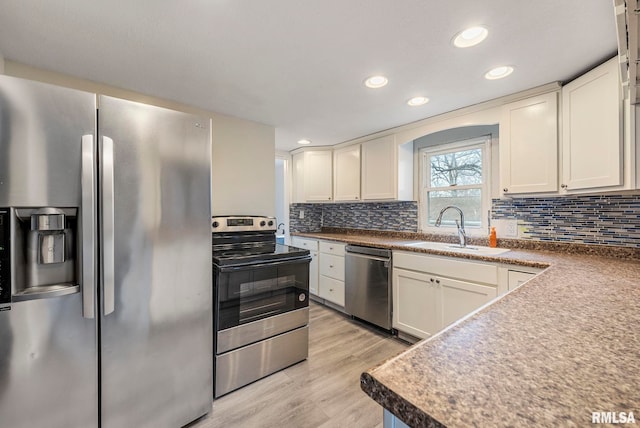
[345,245,392,330]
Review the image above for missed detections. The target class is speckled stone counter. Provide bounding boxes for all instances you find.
[292,229,640,427]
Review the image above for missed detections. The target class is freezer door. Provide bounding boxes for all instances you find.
[98,96,212,428]
[0,76,99,427]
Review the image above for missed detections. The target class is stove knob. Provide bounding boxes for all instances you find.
[268,220,274,226]
[212,221,219,228]
[260,221,266,227]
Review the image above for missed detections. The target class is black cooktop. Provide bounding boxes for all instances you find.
[213,243,310,267]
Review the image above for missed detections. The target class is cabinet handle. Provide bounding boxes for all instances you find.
[503,188,509,193]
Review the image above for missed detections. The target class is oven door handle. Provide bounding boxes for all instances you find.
[216,256,311,272]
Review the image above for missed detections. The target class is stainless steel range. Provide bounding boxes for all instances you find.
[212,216,310,397]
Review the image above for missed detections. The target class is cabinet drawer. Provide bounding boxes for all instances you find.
[291,237,319,251]
[319,253,345,281]
[393,251,498,285]
[319,275,345,306]
[319,241,346,256]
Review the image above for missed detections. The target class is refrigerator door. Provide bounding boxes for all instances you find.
[0,76,99,427]
[98,96,212,428]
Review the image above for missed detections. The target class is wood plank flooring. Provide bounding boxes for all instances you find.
[192,302,409,428]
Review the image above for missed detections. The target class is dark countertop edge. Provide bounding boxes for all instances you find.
[360,372,445,428]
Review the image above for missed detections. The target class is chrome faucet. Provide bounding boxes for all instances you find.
[435,205,467,247]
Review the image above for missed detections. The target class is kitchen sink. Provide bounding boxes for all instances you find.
[404,241,511,255]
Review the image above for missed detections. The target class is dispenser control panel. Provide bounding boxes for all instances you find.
[0,209,10,308]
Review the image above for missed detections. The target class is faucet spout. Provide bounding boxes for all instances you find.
[435,206,467,247]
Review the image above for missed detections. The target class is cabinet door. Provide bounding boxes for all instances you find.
[440,277,496,328]
[318,275,345,306]
[392,268,439,339]
[291,152,305,203]
[361,135,397,200]
[500,92,558,194]
[562,58,622,190]
[333,145,361,201]
[304,151,333,201]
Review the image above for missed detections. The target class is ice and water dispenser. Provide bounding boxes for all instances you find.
[0,206,79,307]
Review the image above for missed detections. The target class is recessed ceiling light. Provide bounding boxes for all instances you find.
[297,139,311,145]
[453,26,488,48]
[364,75,388,89]
[407,96,429,107]
[485,66,514,80]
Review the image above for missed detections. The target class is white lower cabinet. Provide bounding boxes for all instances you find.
[291,237,347,307]
[392,268,440,338]
[392,251,498,340]
[290,237,319,296]
[440,278,496,328]
[318,240,346,307]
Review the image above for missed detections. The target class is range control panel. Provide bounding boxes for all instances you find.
[0,209,10,307]
[211,216,276,233]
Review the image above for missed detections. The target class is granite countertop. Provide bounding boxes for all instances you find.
[292,229,640,427]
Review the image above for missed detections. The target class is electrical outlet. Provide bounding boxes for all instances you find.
[299,210,305,219]
[504,220,518,238]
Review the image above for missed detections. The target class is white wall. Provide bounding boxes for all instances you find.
[211,115,275,216]
[4,61,276,216]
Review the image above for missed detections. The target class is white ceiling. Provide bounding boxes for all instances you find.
[0,1,617,151]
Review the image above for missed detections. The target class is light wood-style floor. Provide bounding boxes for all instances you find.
[191,302,409,428]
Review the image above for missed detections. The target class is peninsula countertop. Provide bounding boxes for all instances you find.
[292,230,640,427]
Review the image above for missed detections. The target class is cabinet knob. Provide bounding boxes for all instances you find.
[436,279,440,284]
[329,265,334,268]
[430,278,435,282]
[503,188,509,193]
[329,288,334,292]
[328,197,331,200]
[561,184,568,189]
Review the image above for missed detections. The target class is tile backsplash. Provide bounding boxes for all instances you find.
[290,194,640,248]
[289,201,418,233]
[492,194,640,248]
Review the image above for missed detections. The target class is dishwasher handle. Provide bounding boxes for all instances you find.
[345,245,391,259]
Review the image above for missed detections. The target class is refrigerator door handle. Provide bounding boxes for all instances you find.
[101,136,116,316]
[81,134,96,319]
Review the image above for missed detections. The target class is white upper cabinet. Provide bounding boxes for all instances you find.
[361,135,413,200]
[561,58,623,191]
[333,144,361,201]
[292,149,333,202]
[500,91,559,194]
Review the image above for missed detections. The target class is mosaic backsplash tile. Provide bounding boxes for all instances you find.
[289,201,418,233]
[289,203,323,233]
[492,194,640,248]
[291,194,640,248]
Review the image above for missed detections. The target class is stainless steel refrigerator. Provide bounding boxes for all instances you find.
[0,75,213,428]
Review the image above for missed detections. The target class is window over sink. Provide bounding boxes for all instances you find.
[420,136,491,233]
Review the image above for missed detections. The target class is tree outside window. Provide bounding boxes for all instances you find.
[421,137,489,230]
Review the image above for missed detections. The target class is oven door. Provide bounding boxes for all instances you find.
[215,257,310,332]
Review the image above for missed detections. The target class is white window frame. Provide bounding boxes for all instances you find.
[419,136,491,235]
